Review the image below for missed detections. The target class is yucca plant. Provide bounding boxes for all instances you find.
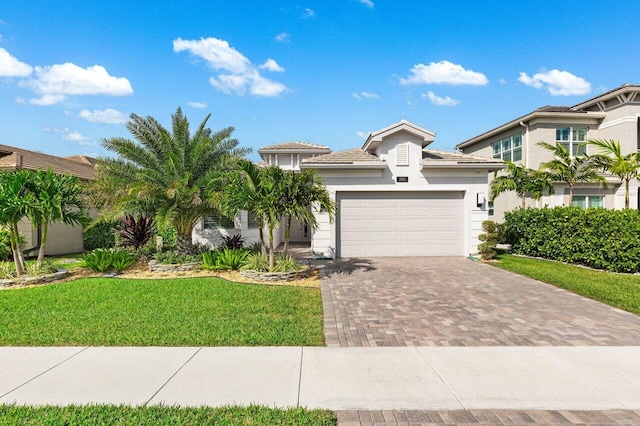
[119,215,154,250]
[110,250,137,272]
[80,249,114,273]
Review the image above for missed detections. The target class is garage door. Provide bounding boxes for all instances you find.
[338,191,464,257]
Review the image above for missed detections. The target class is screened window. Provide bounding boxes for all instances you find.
[571,195,603,209]
[492,134,522,162]
[556,127,587,156]
[203,211,235,229]
[248,212,260,229]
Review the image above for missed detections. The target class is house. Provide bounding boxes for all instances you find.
[193,120,504,257]
[456,84,640,219]
[0,144,96,255]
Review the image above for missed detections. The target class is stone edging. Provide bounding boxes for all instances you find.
[240,268,310,282]
[0,268,69,288]
[148,260,203,273]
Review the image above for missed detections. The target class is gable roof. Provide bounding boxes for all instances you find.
[362,119,436,152]
[570,83,640,111]
[301,148,386,169]
[422,149,505,170]
[0,144,96,180]
[258,141,331,154]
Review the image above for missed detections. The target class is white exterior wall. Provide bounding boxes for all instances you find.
[192,211,262,249]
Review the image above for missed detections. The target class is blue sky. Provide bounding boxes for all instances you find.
[1,1,639,161]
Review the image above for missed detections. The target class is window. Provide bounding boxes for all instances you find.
[203,211,234,229]
[571,195,603,209]
[488,200,494,216]
[492,134,522,162]
[248,212,260,229]
[556,127,587,156]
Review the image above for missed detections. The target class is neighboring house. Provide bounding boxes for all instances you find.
[0,144,96,255]
[194,120,504,257]
[456,84,640,219]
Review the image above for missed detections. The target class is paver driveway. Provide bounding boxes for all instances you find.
[319,257,640,347]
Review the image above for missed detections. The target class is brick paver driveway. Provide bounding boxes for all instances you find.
[319,257,640,347]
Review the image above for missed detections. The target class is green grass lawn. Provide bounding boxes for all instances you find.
[0,404,336,426]
[0,277,324,346]
[495,254,640,315]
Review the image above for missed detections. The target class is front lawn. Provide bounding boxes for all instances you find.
[495,254,640,315]
[0,277,324,346]
[0,404,336,426]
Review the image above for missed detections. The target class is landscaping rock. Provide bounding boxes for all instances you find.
[148,260,203,273]
[240,269,310,282]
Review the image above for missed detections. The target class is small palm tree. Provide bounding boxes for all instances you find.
[280,169,335,255]
[94,108,249,254]
[490,162,553,208]
[31,169,90,269]
[588,139,640,209]
[537,141,606,205]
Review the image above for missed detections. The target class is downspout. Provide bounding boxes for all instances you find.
[519,121,530,168]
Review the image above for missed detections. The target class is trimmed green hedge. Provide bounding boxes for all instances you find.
[83,220,119,251]
[503,207,640,273]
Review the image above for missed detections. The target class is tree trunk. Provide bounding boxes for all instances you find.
[10,224,24,277]
[36,222,48,269]
[283,216,292,256]
[258,225,266,256]
[268,226,275,270]
[625,178,630,209]
[176,233,193,255]
[521,196,526,208]
[568,184,574,205]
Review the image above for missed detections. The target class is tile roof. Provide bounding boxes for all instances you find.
[0,144,96,180]
[258,141,330,151]
[422,149,505,164]
[302,149,383,164]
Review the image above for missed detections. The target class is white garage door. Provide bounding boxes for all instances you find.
[338,191,464,257]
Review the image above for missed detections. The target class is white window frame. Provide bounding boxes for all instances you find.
[492,134,522,162]
[556,127,588,157]
[571,195,604,209]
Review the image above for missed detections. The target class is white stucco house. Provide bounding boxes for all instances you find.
[193,120,504,257]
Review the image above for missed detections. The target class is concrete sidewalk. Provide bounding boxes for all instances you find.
[1,346,639,410]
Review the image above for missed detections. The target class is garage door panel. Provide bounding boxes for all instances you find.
[338,192,463,257]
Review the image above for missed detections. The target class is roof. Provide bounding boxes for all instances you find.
[258,141,331,153]
[0,144,96,180]
[422,149,505,170]
[570,83,640,110]
[363,119,436,152]
[301,149,386,169]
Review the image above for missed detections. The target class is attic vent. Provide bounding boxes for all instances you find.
[396,144,409,166]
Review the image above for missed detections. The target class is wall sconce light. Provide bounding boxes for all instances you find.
[476,193,485,208]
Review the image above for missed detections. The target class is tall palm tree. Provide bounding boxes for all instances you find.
[490,162,553,208]
[0,170,38,276]
[94,108,249,254]
[537,141,606,205]
[588,139,640,209]
[31,169,89,269]
[280,169,335,255]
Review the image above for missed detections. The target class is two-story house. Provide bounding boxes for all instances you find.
[455,84,640,219]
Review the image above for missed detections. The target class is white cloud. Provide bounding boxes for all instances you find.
[20,63,133,105]
[174,37,287,97]
[41,126,70,134]
[62,131,88,142]
[302,8,315,18]
[78,141,98,146]
[358,0,375,9]
[518,69,591,96]
[15,96,26,104]
[400,60,488,86]
[352,91,380,100]
[274,32,291,43]
[78,108,127,124]
[260,59,285,72]
[355,131,370,139]
[187,101,207,108]
[423,91,460,106]
[0,48,33,77]
[499,78,508,85]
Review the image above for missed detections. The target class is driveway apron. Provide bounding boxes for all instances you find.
[318,257,640,347]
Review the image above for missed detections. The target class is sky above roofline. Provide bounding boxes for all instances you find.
[0,1,639,161]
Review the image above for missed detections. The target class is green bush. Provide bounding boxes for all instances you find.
[241,252,269,272]
[273,254,303,272]
[83,221,119,251]
[155,224,177,250]
[80,248,136,273]
[0,228,11,261]
[0,262,15,279]
[503,207,640,273]
[153,250,201,265]
[202,248,249,271]
[478,220,498,260]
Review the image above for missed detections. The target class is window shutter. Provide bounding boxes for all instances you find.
[396,144,409,166]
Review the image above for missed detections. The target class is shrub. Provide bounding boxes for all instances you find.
[110,250,137,272]
[0,228,11,261]
[119,215,154,250]
[0,262,15,279]
[477,220,498,260]
[84,221,119,251]
[221,234,245,250]
[273,254,302,273]
[25,259,57,276]
[155,224,177,250]
[503,207,640,273]
[153,250,200,265]
[241,253,269,272]
[80,248,136,273]
[241,253,302,273]
[202,248,249,271]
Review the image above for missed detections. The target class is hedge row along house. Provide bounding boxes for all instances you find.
[0,144,96,255]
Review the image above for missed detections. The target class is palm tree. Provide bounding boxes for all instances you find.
[280,169,335,255]
[537,141,606,205]
[94,108,249,254]
[0,170,38,276]
[588,139,640,209]
[31,169,89,269]
[491,162,553,207]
